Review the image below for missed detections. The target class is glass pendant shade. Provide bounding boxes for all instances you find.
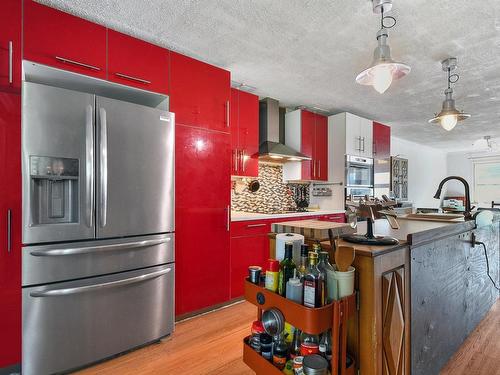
[429,88,470,131]
[356,29,411,93]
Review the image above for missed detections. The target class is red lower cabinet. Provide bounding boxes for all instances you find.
[230,234,269,299]
[175,125,231,317]
[0,92,21,368]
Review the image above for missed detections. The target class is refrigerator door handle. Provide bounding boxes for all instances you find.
[85,105,94,228]
[99,108,108,228]
[29,237,171,257]
[29,267,172,297]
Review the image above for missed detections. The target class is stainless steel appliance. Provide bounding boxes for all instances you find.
[345,155,374,197]
[22,81,175,375]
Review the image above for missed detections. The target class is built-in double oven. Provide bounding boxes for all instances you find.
[345,155,374,198]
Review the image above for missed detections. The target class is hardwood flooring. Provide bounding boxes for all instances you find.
[76,299,500,375]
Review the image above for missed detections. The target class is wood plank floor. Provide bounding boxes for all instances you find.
[76,299,500,375]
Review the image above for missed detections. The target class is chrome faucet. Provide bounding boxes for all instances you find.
[433,176,473,220]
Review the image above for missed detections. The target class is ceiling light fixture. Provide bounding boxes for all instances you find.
[428,57,471,131]
[356,0,411,94]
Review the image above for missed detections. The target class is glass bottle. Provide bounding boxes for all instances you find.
[300,331,319,356]
[290,328,302,359]
[319,329,333,362]
[312,241,322,255]
[297,244,309,281]
[317,251,336,303]
[278,242,296,296]
[303,252,323,308]
[272,334,288,370]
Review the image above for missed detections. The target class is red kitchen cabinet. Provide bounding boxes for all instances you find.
[230,88,259,177]
[0,92,22,368]
[230,234,268,298]
[170,51,230,132]
[107,30,169,94]
[24,0,107,79]
[314,114,328,181]
[0,0,21,92]
[373,122,391,159]
[175,125,231,317]
[284,109,328,181]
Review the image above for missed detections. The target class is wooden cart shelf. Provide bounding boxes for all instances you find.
[243,279,356,375]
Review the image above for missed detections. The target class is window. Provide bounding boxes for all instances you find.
[473,159,500,204]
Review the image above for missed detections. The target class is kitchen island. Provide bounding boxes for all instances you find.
[314,216,500,375]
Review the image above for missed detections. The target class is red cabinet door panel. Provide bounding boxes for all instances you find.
[24,0,106,79]
[170,52,230,132]
[301,110,315,180]
[175,125,231,316]
[0,0,21,92]
[0,92,21,367]
[230,88,239,174]
[230,235,269,298]
[107,30,169,94]
[315,114,328,181]
[373,122,391,159]
[238,90,259,178]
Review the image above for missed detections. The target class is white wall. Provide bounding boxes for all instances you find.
[391,136,448,209]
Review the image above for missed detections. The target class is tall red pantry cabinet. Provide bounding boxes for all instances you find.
[0,0,22,370]
[170,52,232,317]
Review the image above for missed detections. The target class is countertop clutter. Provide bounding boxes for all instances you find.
[232,210,345,222]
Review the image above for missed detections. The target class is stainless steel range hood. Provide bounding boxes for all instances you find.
[259,98,311,162]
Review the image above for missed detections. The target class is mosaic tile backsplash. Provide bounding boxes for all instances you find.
[231,164,310,213]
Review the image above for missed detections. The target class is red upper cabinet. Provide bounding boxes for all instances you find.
[0,92,22,368]
[170,51,230,132]
[0,0,21,92]
[24,0,107,79]
[314,114,328,181]
[107,30,169,94]
[230,88,259,177]
[284,109,328,181]
[373,121,391,159]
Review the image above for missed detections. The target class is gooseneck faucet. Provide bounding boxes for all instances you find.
[433,176,473,220]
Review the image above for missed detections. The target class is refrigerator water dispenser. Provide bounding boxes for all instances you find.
[29,156,79,225]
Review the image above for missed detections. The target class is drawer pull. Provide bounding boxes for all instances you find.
[247,224,267,228]
[30,267,171,297]
[30,238,171,257]
[7,209,12,253]
[8,41,13,84]
[55,56,101,71]
[114,72,151,85]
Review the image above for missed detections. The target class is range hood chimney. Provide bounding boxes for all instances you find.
[259,98,311,162]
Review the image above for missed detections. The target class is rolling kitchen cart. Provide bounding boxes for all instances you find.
[243,279,356,375]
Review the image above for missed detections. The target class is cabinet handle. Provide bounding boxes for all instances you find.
[318,160,321,178]
[312,159,316,178]
[226,205,231,232]
[226,100,230,128]
[242,150,246,172]
[55,56,101,71]
[114,72,151,85]
[8,41,13,84]
[362,137,365,152]
[7,209,12,253]
[233,149,238,173]
[247,223,267,228]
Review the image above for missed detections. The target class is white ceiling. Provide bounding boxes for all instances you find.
[38,0,500,151]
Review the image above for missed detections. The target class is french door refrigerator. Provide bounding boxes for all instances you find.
[21,82,175,375]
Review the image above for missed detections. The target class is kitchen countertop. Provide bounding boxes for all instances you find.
[231,209,345,222]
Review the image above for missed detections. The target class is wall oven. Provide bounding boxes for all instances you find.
[345,155,374,197]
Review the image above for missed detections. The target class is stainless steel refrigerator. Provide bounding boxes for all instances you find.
[21,82,175,375]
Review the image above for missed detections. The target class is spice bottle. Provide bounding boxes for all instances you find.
[278,242,296,296]
[317,251,335,303]
[260,333,273,361]
[272,334,288,370]
[249,320,264,353]
[286,269,303,304]
[265,259,280,293]
[303,252,324,308]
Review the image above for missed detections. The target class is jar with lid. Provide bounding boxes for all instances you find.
[260,333,273,361]
[249,320,264,353]
[302,354,328,375]
[265,259,280,292]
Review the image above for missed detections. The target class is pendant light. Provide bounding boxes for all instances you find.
[428,57,470,131]
[356,0,411,94]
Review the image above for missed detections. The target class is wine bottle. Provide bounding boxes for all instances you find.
[278,242,296,296]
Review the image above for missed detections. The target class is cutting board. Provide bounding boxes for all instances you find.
[271,219,355,240]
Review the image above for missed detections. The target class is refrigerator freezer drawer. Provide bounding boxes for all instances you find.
[23,264,174,375]
[22,233,174,286]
